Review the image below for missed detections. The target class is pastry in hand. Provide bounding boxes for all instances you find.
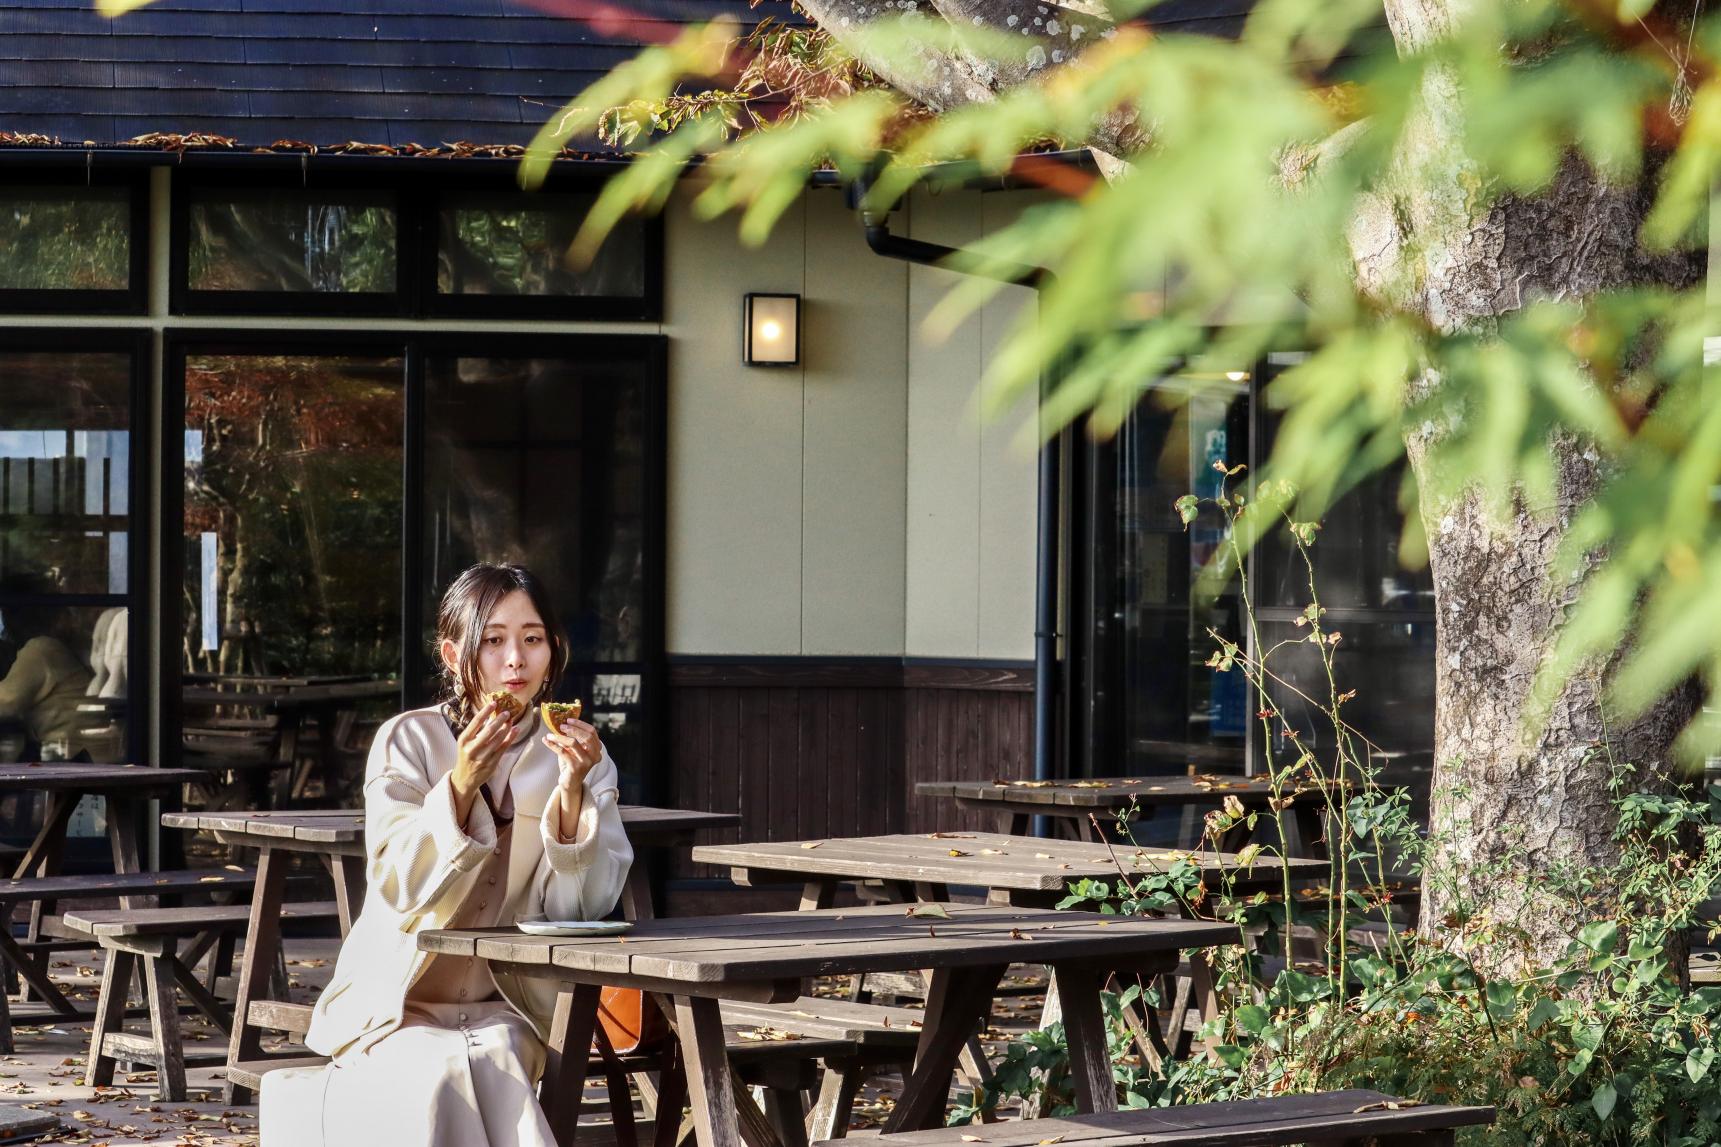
[540,699,584,734]
[486,688,525,723]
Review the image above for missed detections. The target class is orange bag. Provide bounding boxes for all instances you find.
[596,986,668,1055]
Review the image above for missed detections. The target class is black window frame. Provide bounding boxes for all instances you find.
[169,167,663,323]
[169,173,414,318]
[0,328,152,766]
[422,168,665,323]
[161,328,669,805]
[0,170,148,315]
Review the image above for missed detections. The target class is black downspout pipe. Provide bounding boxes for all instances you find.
[847,181,1062,836]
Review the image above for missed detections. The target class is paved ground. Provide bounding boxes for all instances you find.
[0,940,1043,1146]
[0,940,341,1146]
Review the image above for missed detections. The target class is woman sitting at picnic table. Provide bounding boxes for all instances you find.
[264,562,633,1147]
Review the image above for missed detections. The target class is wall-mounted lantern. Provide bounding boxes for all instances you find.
[742,293,801,367]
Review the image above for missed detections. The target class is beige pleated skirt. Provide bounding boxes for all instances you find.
[261,1001,554,1147]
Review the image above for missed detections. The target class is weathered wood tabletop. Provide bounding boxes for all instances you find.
[161,804,741,1104]
[916,777,1332,852]
[693,830,1327,909]
[422,903,1236,1147]
[0,763,207,796]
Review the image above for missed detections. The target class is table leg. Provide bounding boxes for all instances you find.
[675,995,745,1147]
[1291,801,1329,860]
[325,854,365,935]
[106,794,144,875]
[882,964,1005,1133]
[14,792,75,880]
[1051,963,1117,1114]
[1005,812,1029,836]
[18,792,77,1004]
[798,881,837,912]
[223,844,287,1104]
[621,863,654,923]
[541,983,602,1146]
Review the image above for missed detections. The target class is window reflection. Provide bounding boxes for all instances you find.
[1107,374,1251,775]
[187,189,397,294]
[424,350,655,797]
[424,354,650,665]
[436,192,646,299]
[0,186,130,292]
[0,350,131,762]
[182,354,403,679]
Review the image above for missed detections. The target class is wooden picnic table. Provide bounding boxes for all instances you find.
[0,764,209,1026]
[693,831,1328,910]
[916,777,1332,854]
[422,904,1235,1147]
[181,679,400,800]
[160,804,742,1103]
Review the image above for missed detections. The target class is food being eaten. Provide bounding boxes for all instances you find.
[540,699,584,734]
[486,688,525,723]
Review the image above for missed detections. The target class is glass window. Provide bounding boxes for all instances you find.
[1099,370,1252,778]
[0,186,131,292]
[1254,355,1434,795]
[1089,357,1435,792]
[0,348,133,765]
[422,348,657,800]
[186,188,398,295]
[437,191,646,299]
[181,352,404,801]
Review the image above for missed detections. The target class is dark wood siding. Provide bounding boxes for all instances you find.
[665,659,1032,883]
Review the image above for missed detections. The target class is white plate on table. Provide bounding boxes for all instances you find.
[516,918,633,937]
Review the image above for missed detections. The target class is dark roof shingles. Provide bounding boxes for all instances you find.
[0,0,776,148]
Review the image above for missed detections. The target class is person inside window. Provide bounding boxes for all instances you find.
[263,562,632,1147]
[0,579,95,762]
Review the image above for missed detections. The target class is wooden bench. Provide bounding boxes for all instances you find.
[0,867,260,1051]
[63,899,338,1101]
[233,993,925,1146]
[721,996,926,1143]
[813,1090,1494,1147]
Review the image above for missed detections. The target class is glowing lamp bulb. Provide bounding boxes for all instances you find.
[760,320,782,341]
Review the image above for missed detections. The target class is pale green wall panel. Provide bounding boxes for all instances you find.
[663,187,807,655]
[976,193,1042,661]
[905,190,984,657]
[800,191,911,655]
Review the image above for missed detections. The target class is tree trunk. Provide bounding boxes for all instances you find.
[1374,2,1707,971]
[1409,434,1698,977]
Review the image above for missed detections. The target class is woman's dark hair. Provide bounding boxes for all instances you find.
[435,563,568,728]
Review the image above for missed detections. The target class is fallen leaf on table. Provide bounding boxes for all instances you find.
[800,842,822,850]
[1034,853,1054,859]
[980,848,1005,855]
[961,1136,984,1142]
[907,904,951,919]
[948,849,971,857]
[927,832,974,839]
[1039,1136,1066,1145]
[198,876,225,882]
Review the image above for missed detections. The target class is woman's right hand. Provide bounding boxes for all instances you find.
[450,698,512,826]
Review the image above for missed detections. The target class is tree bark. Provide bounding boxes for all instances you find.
[1378,0,1704,975]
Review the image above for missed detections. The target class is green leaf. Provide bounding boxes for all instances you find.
[1174,495,1200,525]
[1592,1082,1618,1121]
[1687,1046,1715,1084]
[1234,1004,1271,1035]
[1578,921,1619,955]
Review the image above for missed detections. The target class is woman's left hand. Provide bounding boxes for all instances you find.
[544,717,602,841]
